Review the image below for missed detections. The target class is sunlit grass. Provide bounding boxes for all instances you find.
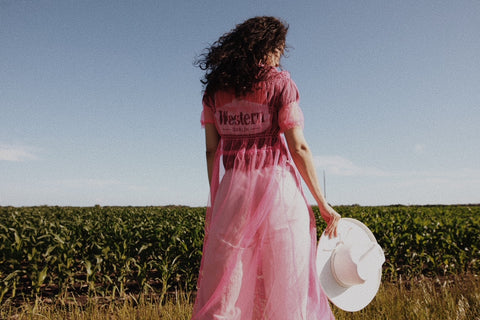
[0,291,193,320]
[333,275,480,320]
[1,276,479,320]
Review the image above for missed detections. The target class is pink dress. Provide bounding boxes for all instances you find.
[193,66,334,320]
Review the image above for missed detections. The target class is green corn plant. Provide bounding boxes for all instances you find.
[0,205,478,302]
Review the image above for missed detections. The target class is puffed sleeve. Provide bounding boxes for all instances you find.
[200,94,215,128]
[278,77,304,131]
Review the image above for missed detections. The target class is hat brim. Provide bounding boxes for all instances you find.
[317,218,382,312]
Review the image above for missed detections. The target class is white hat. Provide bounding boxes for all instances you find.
[316,218,385,312]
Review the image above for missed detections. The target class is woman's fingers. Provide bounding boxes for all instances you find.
[325,210,341,239]
[319,205,341,238]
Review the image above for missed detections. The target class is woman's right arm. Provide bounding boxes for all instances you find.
[284,126,340,238]
[205,123,220,186]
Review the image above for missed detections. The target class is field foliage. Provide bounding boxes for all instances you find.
[1,205,479,303]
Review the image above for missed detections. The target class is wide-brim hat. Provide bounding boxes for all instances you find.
[317,218,385,312]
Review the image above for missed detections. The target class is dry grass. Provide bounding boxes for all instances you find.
[333,275,480,320]
[0,292,193,320]
[1,276,479,320]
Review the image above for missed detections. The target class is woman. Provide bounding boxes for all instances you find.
[193,16,340,320]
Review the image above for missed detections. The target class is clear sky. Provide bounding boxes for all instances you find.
[1,0,479,207]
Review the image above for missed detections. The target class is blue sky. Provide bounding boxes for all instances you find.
[1,0,479,206]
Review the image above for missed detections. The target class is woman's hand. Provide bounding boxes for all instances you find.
[319,204,341,238]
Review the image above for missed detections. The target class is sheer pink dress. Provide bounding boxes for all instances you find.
[192,66,334,320]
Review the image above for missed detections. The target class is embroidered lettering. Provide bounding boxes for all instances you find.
[215,100,271,135]
[218,111,265,126]
[218,111,266,126]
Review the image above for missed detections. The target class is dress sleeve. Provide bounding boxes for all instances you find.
[278,77,304,131]
[200,95,215,128]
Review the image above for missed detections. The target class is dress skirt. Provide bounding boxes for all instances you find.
[192,140,334,320]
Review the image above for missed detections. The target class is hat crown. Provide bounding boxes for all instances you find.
[317,218,385,312]
[331,241,385,288]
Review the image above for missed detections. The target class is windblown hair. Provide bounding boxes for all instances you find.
[196,16,289,97]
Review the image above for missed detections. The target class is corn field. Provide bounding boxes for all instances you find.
[1,205,479,304]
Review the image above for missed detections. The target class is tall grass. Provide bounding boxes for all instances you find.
[0,291,193,320]
[333,275,480,320]
[2,276,479,320]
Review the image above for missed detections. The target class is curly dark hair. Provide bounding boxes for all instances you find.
[196,16,289,97]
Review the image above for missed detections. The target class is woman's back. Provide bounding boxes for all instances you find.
[202,67,302,170]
